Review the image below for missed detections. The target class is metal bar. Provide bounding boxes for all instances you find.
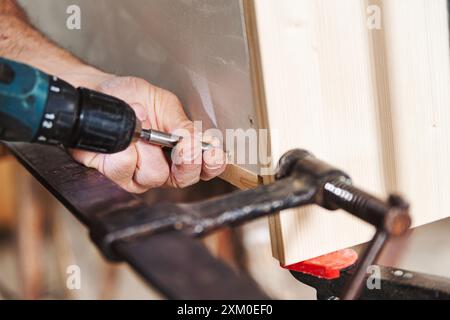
[6,143,417,300]
[341,231,388,300]
[93,175,316,249]
[5,142,268,299]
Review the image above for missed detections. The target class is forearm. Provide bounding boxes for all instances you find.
[0,0,110,87]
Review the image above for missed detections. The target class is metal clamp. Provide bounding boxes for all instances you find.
[88,148,411,300]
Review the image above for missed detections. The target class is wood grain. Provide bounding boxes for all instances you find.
[380,0,450,227]
[219,163,262,190]
[245,0,450,265]
[0,156,17,228]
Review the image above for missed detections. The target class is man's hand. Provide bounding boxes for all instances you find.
[70,75,226,193]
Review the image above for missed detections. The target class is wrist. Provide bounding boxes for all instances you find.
[54,64,114,89]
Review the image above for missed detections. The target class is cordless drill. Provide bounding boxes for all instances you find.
[0,57,210,153]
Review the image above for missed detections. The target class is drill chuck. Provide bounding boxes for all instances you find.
[34,77,139,154]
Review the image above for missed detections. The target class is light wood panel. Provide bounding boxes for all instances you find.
[246,0,450,264]
[381,0,450,228]
[219,164,262,190]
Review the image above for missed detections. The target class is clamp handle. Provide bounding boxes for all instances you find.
[277,149,411,299]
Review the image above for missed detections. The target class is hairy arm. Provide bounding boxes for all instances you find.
[0,0,109,87]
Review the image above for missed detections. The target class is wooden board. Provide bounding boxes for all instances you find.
[246,0,450,264]
[0,155,18,228]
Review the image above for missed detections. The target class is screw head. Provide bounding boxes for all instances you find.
[392,270,404,277]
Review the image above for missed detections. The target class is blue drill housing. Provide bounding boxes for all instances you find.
[0,57,49,140]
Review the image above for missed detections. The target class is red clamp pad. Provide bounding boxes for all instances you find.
[282,249,358,280]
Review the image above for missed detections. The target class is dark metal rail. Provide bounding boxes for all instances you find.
[6,142,268,299]
[5,143,416,300]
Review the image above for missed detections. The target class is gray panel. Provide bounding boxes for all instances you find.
[19,0,258,172]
